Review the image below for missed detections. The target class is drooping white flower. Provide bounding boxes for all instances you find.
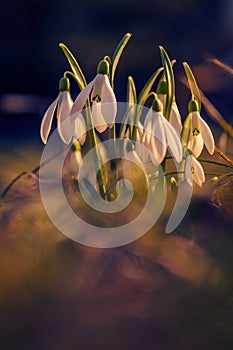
[157,80,182,134]
[70,60,117,133]
[184,154,205,187]
[142,99,182,165]
[183,100,215,157]
[40,77,73,144]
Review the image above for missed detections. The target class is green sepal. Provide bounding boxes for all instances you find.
[159,46,174,120]
[183,62,201,112]
[138,67,163,106]
[97,59,110,75]
[111,33,132,87]
[188,99,199,112]
[71,139,81,152]
[59,43,87,90]
[59,76,70,92]
[152,97,163,112]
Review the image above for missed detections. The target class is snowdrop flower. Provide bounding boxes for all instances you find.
[184,154,205,187]
[183,100,215,157]
[121,139,149,191]
[143,98,182,165]
[40,77,73,144]
[71,60,117,133]
[157,80,182,134]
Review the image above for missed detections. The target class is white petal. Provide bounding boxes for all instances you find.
[162,116,183,163]
[92,101,108,133]
[40,96,59,144]
[101,75,117,125]
[101,75,116,104]
[184,155,193,187]
[189,133,204,158]
[74,113,87,145]
[198,114,215,155]
[142,109,154,145]
[57,92,73,144]
[150,112,167,164]
[70,80,94,115]
[169,102,182,134]
[91,74,104,101]
[192,156,205,187]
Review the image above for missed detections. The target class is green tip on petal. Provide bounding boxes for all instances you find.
[152,97,163,112]
[188,99,199,113]
[126,140,135,152]
[156,80,167,95]
[170,176,178,191]
[97,60,110,75]
[59,76,70,92]
[71,140,81,152]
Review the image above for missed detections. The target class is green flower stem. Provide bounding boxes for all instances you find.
[59,43,87,90]
[159,46,174,120]
[132,67,163,141]
[85,99,108,200]
[165,171,184,177]
[165,156,233,170]
[64,71,81,86]
[198,158,233,169]
[108,126,118,201]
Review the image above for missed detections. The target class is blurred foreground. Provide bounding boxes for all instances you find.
[0,131,233,350]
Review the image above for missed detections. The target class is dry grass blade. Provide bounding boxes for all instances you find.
[199,89,233,138]
[207,58,233,76]
[214,146,233,167]
[181,75,233,138]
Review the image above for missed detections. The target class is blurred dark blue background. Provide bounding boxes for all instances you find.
[0,0,233,142]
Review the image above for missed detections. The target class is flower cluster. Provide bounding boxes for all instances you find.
[40,33,216,197]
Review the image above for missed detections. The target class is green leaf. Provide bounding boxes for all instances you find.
[159,46,175,120]
[138,67,163,106]
[183,62,201,111]
[59,43,87,90]
[111,33,132,86]
[127,76,137,105]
